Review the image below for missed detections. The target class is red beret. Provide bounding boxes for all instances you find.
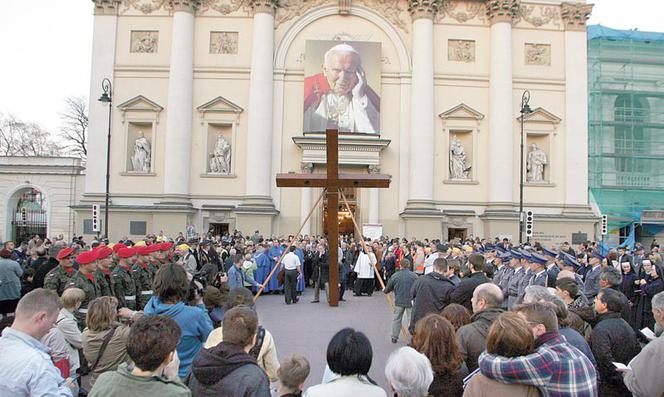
[147,244,161,254]
[112,243,127,253]
[161,242,174,251]
[117,247,137,259]
[136,246,152,256]
[96,246,113,260]
[77,250,98,265]
[56,247,75,260]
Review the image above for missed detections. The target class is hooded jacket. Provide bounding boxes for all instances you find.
[409,272,455,334]
[188,342,270,397]
[456,307,504,372]
[143,297,214,378]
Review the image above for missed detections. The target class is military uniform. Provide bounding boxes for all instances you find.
[507,267,526,309]
[94,268,114,297]
[111,265,138,310]
[132,263,153,310]
[43,266,75,296]
[68,270,101,327]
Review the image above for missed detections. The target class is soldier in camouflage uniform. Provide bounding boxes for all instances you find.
[43,246,76,296]
[67,250,101,328]
[94,245,115,297]
[133,245,154,310]
[112,247,138,310]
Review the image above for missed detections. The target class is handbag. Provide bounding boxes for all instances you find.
[89,325,118,372]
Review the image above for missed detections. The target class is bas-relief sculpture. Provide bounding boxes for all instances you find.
[131,131,151,172]
[525,43,551,66]
[130,31,158,53]
[210,32,238,54]
[209,132,232,174]
[527,143,547,183]
[449,135,471,180]
[448,39,475,63]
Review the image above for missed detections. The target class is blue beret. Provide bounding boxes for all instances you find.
[531,252,548,265]
[542,247,557,257]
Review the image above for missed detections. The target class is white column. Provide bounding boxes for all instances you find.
[562,4,593,206]
[368,165,380,224]
[163,1,196,198]
[487,6,515,205]
[406,2,437,207]
[245,1,276,203]
[299,163,313,236]
[86,1,119,195]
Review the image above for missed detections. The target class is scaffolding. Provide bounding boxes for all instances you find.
[588,25,664,241]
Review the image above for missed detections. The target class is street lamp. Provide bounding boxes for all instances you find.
[519,90,532,245]
[98,78,112,239]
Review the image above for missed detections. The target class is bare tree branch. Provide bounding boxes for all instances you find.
[0,112,63,156]
[58,96,88,158]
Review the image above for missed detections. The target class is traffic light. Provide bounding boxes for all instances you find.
[525,210,534,238]
[92,204,100,232]
[601,215,608,236]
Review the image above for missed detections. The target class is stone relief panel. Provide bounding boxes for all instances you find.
[436,1,486,24]
[518,4,561,28]
[448,39,475,63]
[121,0,170,14]
[525,43,551,66]
[210,32,238,54]
[130,31,158,53]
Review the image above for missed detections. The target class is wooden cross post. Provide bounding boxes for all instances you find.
[276,129,391,306]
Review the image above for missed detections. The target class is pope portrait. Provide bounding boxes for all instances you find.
[303,43,380,134]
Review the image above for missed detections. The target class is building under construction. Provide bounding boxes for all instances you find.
[588,25,664,246]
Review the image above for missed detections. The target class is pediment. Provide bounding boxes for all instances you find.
[518,107,562,124]
[116,95,163,113]
[438,103,485,120]
[197,96,244,115]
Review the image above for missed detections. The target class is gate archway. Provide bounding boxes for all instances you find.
[10,187,48,243]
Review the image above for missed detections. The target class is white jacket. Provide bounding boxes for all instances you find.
[304,375,386,397]
[354,252,376,279]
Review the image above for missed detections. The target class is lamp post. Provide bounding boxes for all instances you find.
[98,78,112,239]
[519,90,532,244]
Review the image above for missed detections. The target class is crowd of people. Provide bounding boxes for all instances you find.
[0,230,663,397]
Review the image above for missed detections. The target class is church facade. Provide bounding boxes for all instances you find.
[79,0,597,244]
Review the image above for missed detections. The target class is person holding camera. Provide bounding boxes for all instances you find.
[143,263,214,379]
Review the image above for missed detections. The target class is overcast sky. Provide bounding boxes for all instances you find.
[0,0,662,134]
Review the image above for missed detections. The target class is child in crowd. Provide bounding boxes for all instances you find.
[275,354,310,397]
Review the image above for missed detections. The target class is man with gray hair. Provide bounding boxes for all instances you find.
[621,290,664,396]
[456,283,504,372]
[0,288,73,396]
[384,346,434,397]
[523,285,553,304]
[303,43,380,133]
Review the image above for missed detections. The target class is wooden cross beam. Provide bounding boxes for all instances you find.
[276,129,391,306]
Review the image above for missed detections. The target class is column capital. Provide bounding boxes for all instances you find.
[251,0,279,16]
[486,0,519,24]
[301,162,314,173]
[92,0,120,16]
[408,0,441,21]
[169,0,201,13]
[368,164,381,174]
[561,2,593,31]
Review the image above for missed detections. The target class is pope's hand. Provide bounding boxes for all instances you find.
[352,66,367,98]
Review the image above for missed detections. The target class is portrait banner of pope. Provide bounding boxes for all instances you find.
[303,40,381,134]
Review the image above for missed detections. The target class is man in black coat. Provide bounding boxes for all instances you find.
[409,257,456,334]
[589,288,641,397]
[311,244,328,303]
[450,253,490,313]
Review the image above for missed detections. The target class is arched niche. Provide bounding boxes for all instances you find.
[4,184,49,244]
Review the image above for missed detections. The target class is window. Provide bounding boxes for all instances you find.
[129,221,147,236]
[83,219,94,235]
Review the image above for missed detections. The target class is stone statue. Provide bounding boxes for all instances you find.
[527,143,548,182]
[209,133,231,174]
[449,135,471,180]
[131,131,151,173]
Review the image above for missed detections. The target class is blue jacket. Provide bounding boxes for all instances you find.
[227,264,258,289]
[143,297,214,378]
[0,258,23,300]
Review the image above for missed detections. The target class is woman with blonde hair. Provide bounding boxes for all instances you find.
[463,312,541,397]
[82,296,142,385]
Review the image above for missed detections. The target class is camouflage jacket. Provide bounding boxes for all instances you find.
[43,265,74,296]
[132,263,153,309]
[94,268,114,297]
[111,265,138,310]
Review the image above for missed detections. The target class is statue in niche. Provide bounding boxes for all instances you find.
[527,143,548,182]
[209,132,232,174]
[131,131,151,173]
[449,135,472,180]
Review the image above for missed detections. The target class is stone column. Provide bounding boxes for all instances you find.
[562,3,593,207]
[235,1,278,234]
[299,163,313,236]
[244,0,277,207]
[368,165,380,224]
[163,0,198,200]
[487,0,518,207]
[86,0,120,195]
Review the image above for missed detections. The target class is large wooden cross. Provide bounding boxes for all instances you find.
[276,129,391,306]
